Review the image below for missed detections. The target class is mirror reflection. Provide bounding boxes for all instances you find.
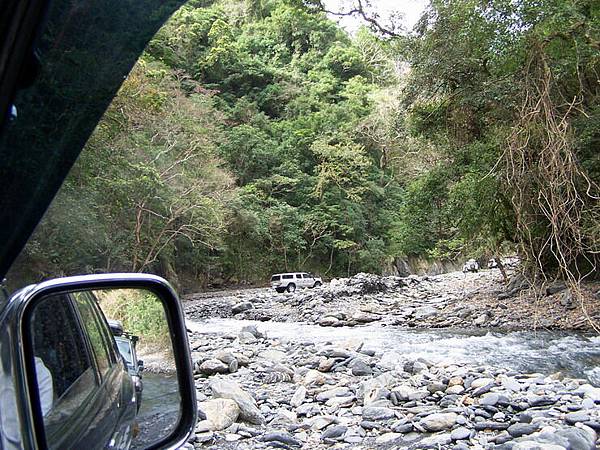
[29,288,180,449]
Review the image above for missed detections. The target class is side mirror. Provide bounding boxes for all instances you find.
[138,359,145,372]
[1,274,196,449]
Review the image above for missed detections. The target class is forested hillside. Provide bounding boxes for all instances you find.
[11,0,599,291]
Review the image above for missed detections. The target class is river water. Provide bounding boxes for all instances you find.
[131,372,180,449]
[187,318,600,386]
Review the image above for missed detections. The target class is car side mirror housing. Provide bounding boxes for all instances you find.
[0,273,196,449]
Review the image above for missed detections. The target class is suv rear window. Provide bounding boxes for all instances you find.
[282,274,293,279]
[271,275,281,281]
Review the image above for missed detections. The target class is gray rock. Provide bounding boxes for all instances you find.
[450,427,471,441]
[419,433,452,447]
[238,331,257,344]
[290,385,307,407]
[473,314,488,326]
[362,406,396,421]
[360,420,381,430]
[428,382,446,394]
[419,412,458,432]
[471,378,495,389]
[303,369,327,386]
[240,324,264,339]
[321,425,348,441]
[508,423,539,437]
[414,306,439,319]
[413,361,428,372]
[560,290,574,308]
[576,384,600,402]
[326,395,355,407]
[318,316,340,327]
[555,426,597,450]
[392,385,428,403]
[318,358,336,372]
[528,396,557,407]
[480,393,500,406]
[445,385,465,395]
[473,382,495,396]
[364,387,390,406]
[198,359,229,375]
[546,281,567,295]
[453,443,470,450]
[259,431,301,447]
[375,432,403,444]
[197,398,240,431]
[392,423,413,433]
[296,402,320,417]
[512,443,565,450]
[308,415,336,430]
[565,411,590,425]
[518,413,533,423]
[582,398,595,409]
[473,421,509,431]
[316,387,351,402]
[232,302,253,314]
[195,431,215,443]
[350,359,372,376]
[209,378,265,424]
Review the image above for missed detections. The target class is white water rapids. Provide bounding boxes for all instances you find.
[187,318,600,385]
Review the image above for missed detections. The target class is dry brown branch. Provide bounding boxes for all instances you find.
[503,41,600,332]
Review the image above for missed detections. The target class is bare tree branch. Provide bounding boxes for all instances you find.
[316,0,402,37]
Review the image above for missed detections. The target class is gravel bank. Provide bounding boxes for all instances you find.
[184,263,600,332]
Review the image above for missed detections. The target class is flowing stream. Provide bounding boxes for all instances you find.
[187,318,600,385]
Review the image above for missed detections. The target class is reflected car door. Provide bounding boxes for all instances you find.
[32,294,106,449]
[71,292,136,449]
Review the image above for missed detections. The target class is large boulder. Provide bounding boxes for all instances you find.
[209,378,265,424]
[197,398,240,431]
[197,359,229,376]
[232,302,253,314]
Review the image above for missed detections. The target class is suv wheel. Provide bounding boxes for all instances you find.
[313,281,322,288]
[286,283,296,293]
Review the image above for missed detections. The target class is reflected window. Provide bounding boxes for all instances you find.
[72,292,113,377]
[30,294,97,438]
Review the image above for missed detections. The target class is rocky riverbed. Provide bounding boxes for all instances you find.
[179,265,599,449]
[183,263,600,332]
[181,322,600,449]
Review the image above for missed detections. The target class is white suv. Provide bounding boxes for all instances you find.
[270,272,323,293]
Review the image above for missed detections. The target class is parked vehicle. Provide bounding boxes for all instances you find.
[463,258,480,273]
[110,321,144,412]
[270,272,323,293]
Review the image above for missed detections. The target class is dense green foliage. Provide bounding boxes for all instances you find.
[96,289,170,350]
[11,0,599,290]
[397,0,599,277]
